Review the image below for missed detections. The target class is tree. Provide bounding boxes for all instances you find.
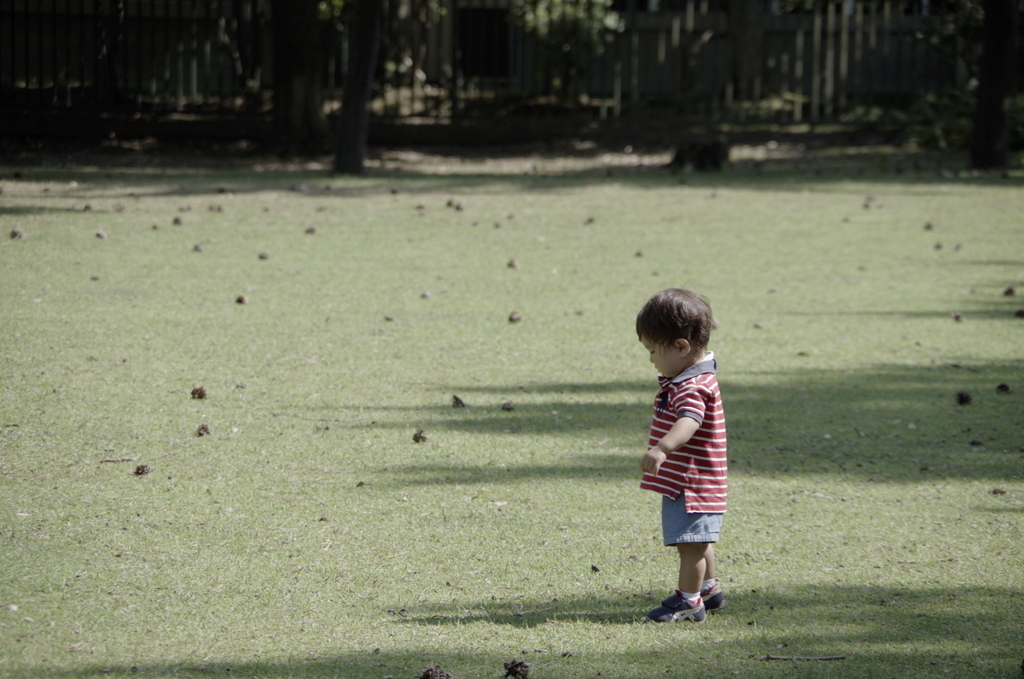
[271,0,330,152]
[970,0,1019,168]
[729,0,765,103]
[334,0,384,175]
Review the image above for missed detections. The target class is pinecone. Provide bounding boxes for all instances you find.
[418,665,453,679]
[504,659,530,679]
[133,464,150,476]
[191,386,207,399]
[413,429,428,443]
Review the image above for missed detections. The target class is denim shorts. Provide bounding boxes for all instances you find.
[661,493,723,546]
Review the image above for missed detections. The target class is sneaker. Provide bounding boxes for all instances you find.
[646,592,706,623]
[701,582,726,613]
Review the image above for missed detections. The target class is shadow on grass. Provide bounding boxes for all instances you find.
[0,205,90,216]
[8,585,1021,679]
[4,149,1023,202]
[400,584,1022,633]
[336,359,1024,484]
[784,305,1024,321]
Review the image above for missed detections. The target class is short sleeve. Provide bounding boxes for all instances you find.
[670,383,710,426]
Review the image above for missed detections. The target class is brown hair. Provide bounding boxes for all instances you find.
[636,288,716,349]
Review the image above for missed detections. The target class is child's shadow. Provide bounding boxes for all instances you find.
[397,593,655,628]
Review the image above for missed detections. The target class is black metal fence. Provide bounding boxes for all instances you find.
[0,0,957,127]
[1,0,267,111]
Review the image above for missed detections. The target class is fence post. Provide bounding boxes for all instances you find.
[613,58,621,119]
[628,0,639,109]
[794,28,803,123]
[883,0,890,55]
[825,1,834,118]
[839,0,849,113]
[190,1,198,101]
[811,4,820,121]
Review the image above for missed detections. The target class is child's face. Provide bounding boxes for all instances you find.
[641,337,696,379]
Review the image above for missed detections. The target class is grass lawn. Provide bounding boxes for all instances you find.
[1,146,1022,679]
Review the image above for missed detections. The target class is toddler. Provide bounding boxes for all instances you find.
[636,288,728,622]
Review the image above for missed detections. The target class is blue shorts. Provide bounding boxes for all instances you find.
[661,493,723,546]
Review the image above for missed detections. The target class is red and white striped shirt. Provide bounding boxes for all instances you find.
[640,355,728,513]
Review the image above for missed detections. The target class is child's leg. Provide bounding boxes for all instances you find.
[676,542,711,594]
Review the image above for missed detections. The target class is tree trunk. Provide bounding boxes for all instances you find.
[729,0,765,102]
[271,0,329,152]
[970,0,1018,169]
[334,0,383,175]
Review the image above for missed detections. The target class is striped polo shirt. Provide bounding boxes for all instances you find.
[640,353,728,513]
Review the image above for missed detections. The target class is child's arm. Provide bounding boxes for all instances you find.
[641,416,700,475]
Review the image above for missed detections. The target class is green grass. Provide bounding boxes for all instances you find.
[1,151,1023,679]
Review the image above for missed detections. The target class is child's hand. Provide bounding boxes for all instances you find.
[641,448,667,475]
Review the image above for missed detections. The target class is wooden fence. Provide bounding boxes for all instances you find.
[0,0,957,127]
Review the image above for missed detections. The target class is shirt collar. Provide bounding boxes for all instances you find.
[658,351,716,388]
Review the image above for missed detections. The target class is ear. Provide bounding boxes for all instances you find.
[672,338,692,355]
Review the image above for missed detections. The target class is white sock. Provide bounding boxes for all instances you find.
[680,591,701,605]
[702,578,717,592]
